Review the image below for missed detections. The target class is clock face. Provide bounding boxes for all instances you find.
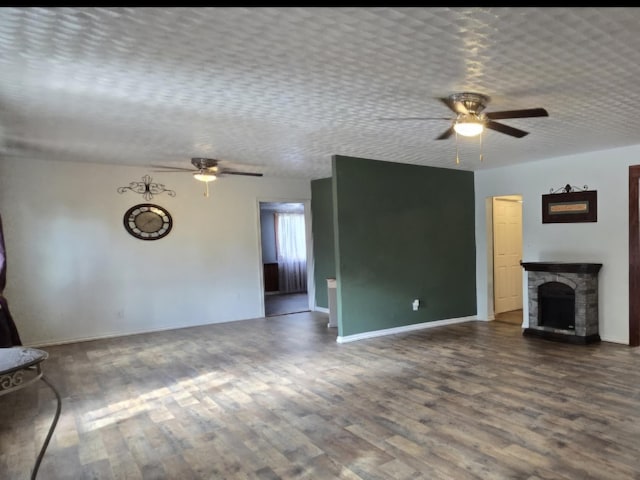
[123,204,172,240]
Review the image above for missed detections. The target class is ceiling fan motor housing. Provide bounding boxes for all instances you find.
[449,92,490,114]
[191,157,219,169]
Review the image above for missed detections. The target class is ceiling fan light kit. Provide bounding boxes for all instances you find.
[193,172,217,182]
[453,114,484,137]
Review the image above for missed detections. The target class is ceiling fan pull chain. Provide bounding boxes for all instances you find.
[479,131,484,162]
[204,182,210,198]
[455,131,460,165]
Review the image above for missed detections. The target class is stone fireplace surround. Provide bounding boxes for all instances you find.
[521,262,602,344]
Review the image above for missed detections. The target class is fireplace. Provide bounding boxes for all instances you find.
[521,262,602,344]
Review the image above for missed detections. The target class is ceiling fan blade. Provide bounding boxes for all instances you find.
[220,170,263,177]
[440,96,468,115]
[378,117,451,121]
[485,120,529,138]
[149,165,194,171]
[485,108,548,120]
[435,126,455,140]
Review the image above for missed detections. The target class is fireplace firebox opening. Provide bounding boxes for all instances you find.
[538,282,575,330]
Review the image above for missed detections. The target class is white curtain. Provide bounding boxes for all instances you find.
[275,212,307,293]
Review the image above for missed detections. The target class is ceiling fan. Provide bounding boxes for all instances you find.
[380,92,549,141]
[151,157,263,197]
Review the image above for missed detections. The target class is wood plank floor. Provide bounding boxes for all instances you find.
[2,313,640,479]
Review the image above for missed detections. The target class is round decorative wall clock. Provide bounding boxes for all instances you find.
[123,204,173,240]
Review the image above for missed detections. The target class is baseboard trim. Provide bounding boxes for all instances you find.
[600,335,628,345]
[27,314,482,348]
[336,315,477,344]
[24,319,243,348]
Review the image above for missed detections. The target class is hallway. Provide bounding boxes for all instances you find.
[264,292,309,317]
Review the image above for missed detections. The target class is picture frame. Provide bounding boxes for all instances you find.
[542,190,597,223]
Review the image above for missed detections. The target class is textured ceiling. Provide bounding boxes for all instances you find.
[2,7,640,179]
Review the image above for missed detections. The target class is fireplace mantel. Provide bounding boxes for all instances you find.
[521,262,602,274]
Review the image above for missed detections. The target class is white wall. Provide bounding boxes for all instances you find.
[475,144,640,344]
[0,156,311,345]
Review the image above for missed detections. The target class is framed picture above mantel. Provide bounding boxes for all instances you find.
[542,185,597,223]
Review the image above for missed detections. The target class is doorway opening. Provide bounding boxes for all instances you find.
[259,201,310,317]
[492,195,524,326]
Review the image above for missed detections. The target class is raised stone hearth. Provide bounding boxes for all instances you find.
[521,262,602,344]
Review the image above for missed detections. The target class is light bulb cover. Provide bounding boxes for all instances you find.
[453,115,484,137]
[193,172,217,182]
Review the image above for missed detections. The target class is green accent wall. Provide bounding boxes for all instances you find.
[332,155,476,337]
[311,177,336,309]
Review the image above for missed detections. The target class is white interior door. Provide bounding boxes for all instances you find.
[493,196,523,314]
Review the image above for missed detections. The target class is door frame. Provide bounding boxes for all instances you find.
[485,193,524,323]
[256,198,315,318]
[492,195,523,315]
[629,166,640,346]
